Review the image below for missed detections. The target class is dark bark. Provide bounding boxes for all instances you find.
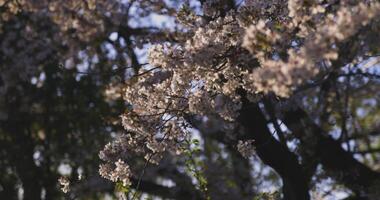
[3,121,43,200]
[282,106,380,198]
[237,99,310,200]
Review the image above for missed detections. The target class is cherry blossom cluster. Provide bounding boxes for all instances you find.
[99,159,132,187]
[243,2,380,97]
[58,177,70,193]
[99,0,380,186]
[237,140,256,158]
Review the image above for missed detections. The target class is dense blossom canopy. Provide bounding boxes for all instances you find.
[99,1,380,199]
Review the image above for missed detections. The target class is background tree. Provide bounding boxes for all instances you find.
[1,0,380,200]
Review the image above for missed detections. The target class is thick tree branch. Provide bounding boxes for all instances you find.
[281,105,380,198]
[237,98,310,200]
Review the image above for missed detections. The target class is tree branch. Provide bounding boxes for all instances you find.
[281,105,380,197]
[237,98,310,200]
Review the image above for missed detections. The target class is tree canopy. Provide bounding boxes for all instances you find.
[1,0,380,200]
